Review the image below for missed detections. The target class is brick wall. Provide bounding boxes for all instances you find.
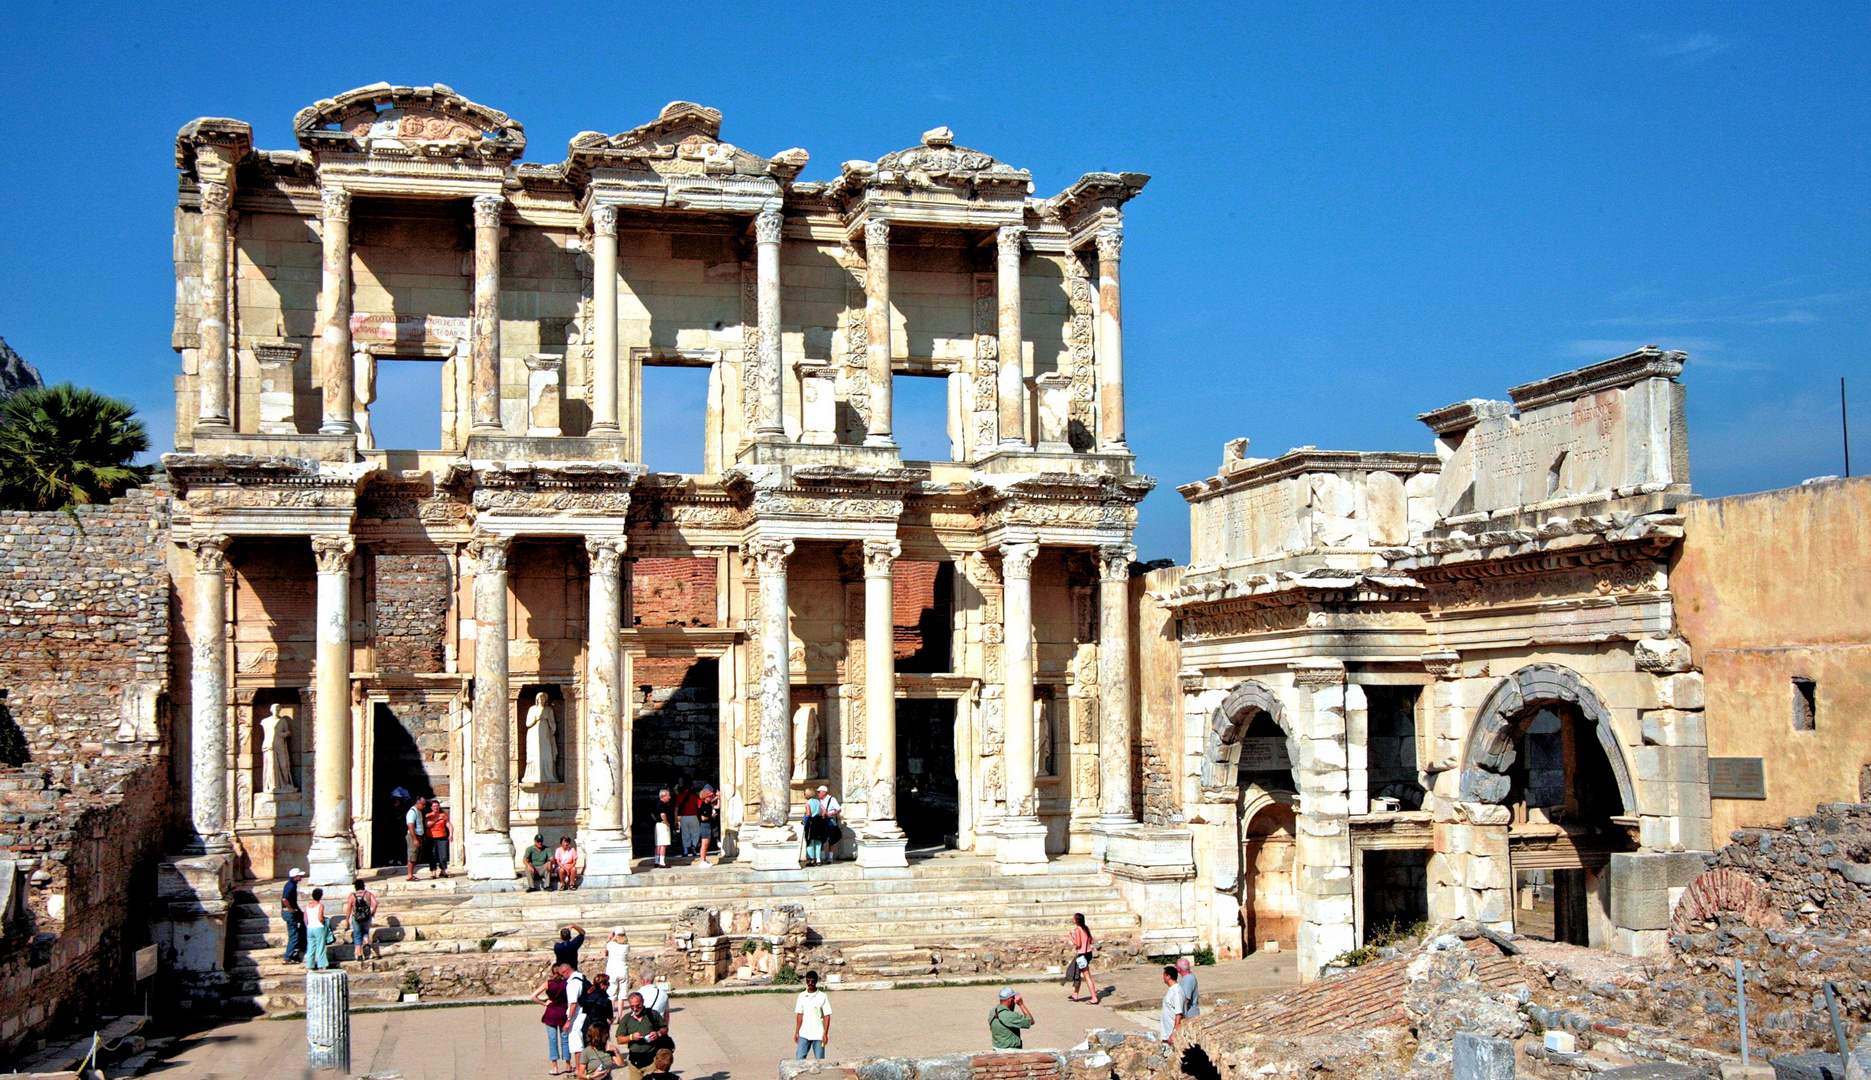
[634,558,716,628]
[372,551,450,674]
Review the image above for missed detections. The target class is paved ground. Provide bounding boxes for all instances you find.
[149,958,1295,1080]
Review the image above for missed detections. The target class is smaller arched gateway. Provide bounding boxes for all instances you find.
[1202,681,1304,956]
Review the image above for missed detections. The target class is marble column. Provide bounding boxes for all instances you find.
[754,206,785,439]
[307,536,357,885]
[862,219,894,447]
[194,180,233,432]
[467,535,516,878]
[1097,544,1136,826]
[583,537,631,876]
[748,537,801,870]
[589,204,621,435]
[316,188,356,435]
[996,541,1047,867]
[857,538,908,868]
[1095,228,1126,451]
[188,535,232,853]
[470,194,505,433]
[996,225,1026,448]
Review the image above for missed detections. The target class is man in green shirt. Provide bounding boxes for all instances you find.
[523,834,553,891]
[615,991,666,1080]
[988,987,1034,1049]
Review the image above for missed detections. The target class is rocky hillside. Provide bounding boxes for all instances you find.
[0,337,43,398]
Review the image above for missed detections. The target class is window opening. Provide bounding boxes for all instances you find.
[1365,685,1424,811]
[366,358,445,450]
[892,373,954,462]
[895,561,953,673]
[640,365,711,475]
[1792,677,1817,731]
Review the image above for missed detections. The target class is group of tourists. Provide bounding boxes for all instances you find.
[537,924,678,1079]
[400,791,454,880]
[278,868,381,970]
[524,833,586,891]
[648,781,721,868]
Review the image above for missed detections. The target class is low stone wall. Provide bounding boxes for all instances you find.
[780,1045,1128,1080]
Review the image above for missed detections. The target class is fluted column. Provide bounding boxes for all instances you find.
[316,188,356,435]
[188,535,232,853]
[1097,544,1136,826]
[195,180,233,432]
[307,536,357,885]
[748,537,801,870]
[754,206,785,439]
[470,194,505,433]
[467,535,515,878]
[996,225,1026,447]
[857,538,908,868]
[584,537,631,876]
[862,220,894,447]
[589,204,621,435]
[996,541,1047,867]
[1095,228,1126,451]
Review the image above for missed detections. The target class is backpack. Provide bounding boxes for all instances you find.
[577,980,614,1026]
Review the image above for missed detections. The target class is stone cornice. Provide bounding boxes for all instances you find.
[1381,512,1683,581]
[1506,346,1686,411]
[1151,566,1426,614]
[1176,449,1440,503]
[160,453,369,493]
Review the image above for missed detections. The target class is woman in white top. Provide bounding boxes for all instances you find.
[304,888,331,970]
[604,927,631,1006]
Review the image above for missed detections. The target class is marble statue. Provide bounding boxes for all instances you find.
[1035,698,1053,778]
[792,702,821,782]
[521,692,558,784]
[261,703,296,793]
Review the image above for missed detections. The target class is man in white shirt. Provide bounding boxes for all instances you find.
[636,968,669,1017]
[1159,965,1187,1041]
[792,970,832,1059]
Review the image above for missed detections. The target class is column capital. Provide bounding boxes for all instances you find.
[199,180,233,217]
[469,534,511,572]
[585,535,627,573]
[861,538,901,576]
[473,193,506,229]
[747,537,795,574]
[320,186,351,222]
[997,224,1026,257]
[1098,544,1136,580]
[999,541,1039,581]
[755,207,784,246]
[189,533,231,572]
[310,535,356,574]
[1095,226,1123,262]
[863,218,890,251]
[590,202,618,237]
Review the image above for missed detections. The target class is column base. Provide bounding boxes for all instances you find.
[305,834,357,887]
[862,434,898,449]
[317,420,358,436]
[994,817,1049,871]
[466,831,517,880]
[855,824,908,869]
[748,826,802,871]
[582,829,634,880]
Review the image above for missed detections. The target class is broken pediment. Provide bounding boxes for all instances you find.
[834,126,1031,199]
[568,101,807,184]
[292,83,525,161]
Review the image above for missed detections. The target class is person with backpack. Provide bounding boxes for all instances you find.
[576,972,617,1048]
[989,987,1035,1048]
[344,878,379,961]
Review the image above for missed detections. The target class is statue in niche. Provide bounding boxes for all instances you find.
[1035,698,1054,778]
[353,350,377,450]
[792,702,821,782]
[521,692,559,784]
[260,703,296,793]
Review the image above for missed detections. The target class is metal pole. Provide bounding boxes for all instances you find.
[1824,981,1849,1065]
[1735,958,1750,1066]
[1844,377,1853,478]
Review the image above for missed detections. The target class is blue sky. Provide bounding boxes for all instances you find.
[0,2,1864,561]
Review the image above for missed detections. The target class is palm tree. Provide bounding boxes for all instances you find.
[0,384,150,512]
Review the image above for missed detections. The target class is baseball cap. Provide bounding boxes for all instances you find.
[998,987,1016,1000]
[287,868,305,878]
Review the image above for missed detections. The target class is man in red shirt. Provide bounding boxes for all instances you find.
[675,782,702,858]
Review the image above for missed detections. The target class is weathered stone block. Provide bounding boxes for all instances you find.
[1655,672,1705,711]
[1641,708,1706,748]
[1453,1031,1516,1080]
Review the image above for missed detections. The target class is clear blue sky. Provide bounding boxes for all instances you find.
[1,1,1865,561]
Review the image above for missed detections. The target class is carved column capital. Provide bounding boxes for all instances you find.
[1095,227,1123,263]
[310,535,356,574]
[590,203,618,238]
[469,534,510,573]
[189,534,231,572]
[585,536,627,574]
[747,537,795,574]
[861,538,901,576]
[997,224,1026,258]
[999,541,1039,581]
[754,207,784,246]
[473,193,505,230]
[1098,543,1136,581]
[320,186,351,223]
[863,219,890,252]
[961,549,1000,588]
[199,180,233,217]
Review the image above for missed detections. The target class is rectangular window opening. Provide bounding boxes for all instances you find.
[1792,677,1817,732]
[892,373,955,463]
[640,365,712,475]
[365,359,445,450]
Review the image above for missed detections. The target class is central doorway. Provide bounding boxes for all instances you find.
[370,702,432,868]
[1241,799,1298,953]
[896,699,958,847]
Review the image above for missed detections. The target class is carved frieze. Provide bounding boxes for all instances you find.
[1430,559,1663,612]
[1179,602,1309,641]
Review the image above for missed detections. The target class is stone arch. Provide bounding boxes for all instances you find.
[1670,867,1783,933]
[1457,663,1636,813]
[1202,680,1296,793]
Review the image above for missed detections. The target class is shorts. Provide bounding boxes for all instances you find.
[654,822,672,847]
[406,833,422,862]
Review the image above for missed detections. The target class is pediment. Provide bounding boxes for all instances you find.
[293,83,525,160]
[568,101,807,183]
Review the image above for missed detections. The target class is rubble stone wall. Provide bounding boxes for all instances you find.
[371,551,451,674]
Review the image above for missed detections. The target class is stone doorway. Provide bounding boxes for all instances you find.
[1360,848,1429,941]
[369,702,432,868]
[897,698,958,847]
[1241,799,1298,953]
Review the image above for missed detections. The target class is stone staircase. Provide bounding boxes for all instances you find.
[226,853,1142,1015]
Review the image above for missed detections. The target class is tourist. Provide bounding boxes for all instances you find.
[425,799,453,877]
[576,1020,617,1079]
[615,991,667,1080]
[1066,912,1099,1003]
[604,928,632,1006]
[344,878,379,961]
[404,794,427,881]
[644,1046,678,1080]
[579,972,617,1035]
[564,959,594,1055]
[1176,956,1200,1022]
[652,789,676,868]
[988,987,1034,1049]
[524,833,554,891]
[805,784,841,865]
[636,967,669,1018]
[534,961,573,1076]
[555,835,582,890]
[280,867,306,963]
[556,923,588,969]
[676,781,701,857]
[304,887,331,970]
[1158,965,1187,1040]
[791,969,832,1059]
[693,785,719,868]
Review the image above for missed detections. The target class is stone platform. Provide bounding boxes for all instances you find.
[227,853,1143,1015]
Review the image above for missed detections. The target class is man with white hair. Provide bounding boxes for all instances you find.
[805,784,842,866]
[1176,956,1200,1021]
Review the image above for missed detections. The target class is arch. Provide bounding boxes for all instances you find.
[1202,680,1296,793]
[1457,664,1636,813]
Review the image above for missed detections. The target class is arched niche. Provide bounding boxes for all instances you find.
[1457,663,1636,819]
[1201,680,1298,795]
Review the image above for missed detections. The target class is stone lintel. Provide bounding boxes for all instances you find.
[1507,346,1687,411]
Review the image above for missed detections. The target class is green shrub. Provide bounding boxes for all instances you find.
[1193,946,1216,967]
[774,964,801,985]
[399,971,421,993]
[1330,945,1380,968]
[478,937,496,953]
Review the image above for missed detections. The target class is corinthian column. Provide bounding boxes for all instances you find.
[996,541,1047,868]
[470,194,505,433]
[754,206,785,439]
[589,204,621,435]
[583,537,631,877]
[1097,544,1136,827]
[996,225,1026,447]
[316,188,356,435]
[1095,228,1126,451]
[856,538,908,868]
[195,180,233,432]
[747,537,801,870]
[862,220,895,447]
[467,535,515,878]
[188,535,232,853]
[307,536,357,884]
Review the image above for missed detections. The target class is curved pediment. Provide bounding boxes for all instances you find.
[567,101,807,184]
[292,83,525,160]
[832,127,1030,203]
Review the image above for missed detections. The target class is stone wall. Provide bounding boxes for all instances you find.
[371,551,451,674]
